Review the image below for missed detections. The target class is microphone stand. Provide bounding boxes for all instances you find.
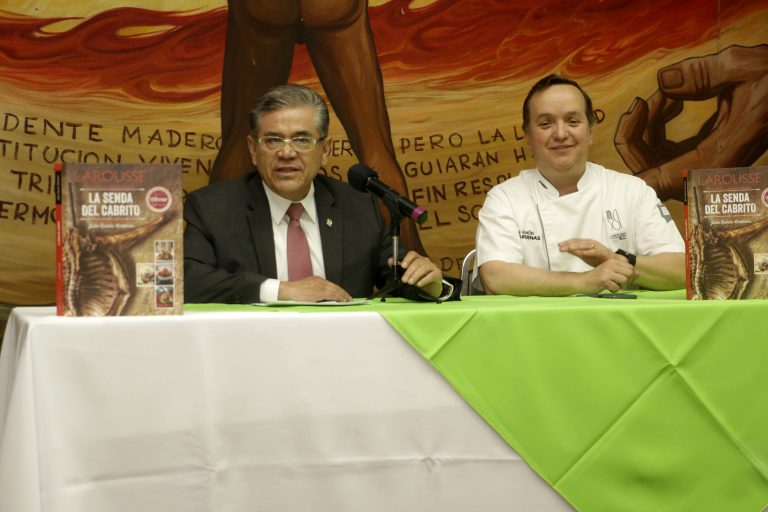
[368,207,405,302]
[366,185,439,303]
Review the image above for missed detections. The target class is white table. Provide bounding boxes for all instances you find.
[0,307,573,512]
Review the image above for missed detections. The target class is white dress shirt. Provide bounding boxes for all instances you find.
[259,183,326,302]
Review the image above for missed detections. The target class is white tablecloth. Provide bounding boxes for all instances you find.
[0,307,572,512]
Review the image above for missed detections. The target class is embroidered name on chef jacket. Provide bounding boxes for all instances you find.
[519,228,541,241]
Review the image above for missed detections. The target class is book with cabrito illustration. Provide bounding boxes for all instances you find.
[684,166,768,300]
[55,163,184,315]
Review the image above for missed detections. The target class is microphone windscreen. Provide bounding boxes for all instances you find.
[347,164,377,192]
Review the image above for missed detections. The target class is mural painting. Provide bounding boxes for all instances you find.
[1,0,767,314]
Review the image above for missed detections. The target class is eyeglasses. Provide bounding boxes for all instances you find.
[257,136,325,152]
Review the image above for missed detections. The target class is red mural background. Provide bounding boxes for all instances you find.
[2,1,763,96]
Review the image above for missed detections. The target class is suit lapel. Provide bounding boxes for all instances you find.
[246,176,278,278]
[315,179,343,284]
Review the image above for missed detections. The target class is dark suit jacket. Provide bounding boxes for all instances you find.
[184,173,395,303]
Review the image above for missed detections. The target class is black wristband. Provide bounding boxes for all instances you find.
[615,248,637,266]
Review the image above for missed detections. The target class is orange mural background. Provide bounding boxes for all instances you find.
[1,0,767,311]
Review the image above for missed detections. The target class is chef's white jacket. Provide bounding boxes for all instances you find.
[476,162,684,272]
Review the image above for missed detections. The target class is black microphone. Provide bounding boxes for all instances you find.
[347,164,428,224]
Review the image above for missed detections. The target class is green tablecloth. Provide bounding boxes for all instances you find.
[187,291,768,511]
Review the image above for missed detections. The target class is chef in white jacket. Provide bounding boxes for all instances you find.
[476,75,686,296]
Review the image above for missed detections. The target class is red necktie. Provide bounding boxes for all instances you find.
[286,203,313,280]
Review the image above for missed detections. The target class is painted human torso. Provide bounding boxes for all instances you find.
[235,0,365,28]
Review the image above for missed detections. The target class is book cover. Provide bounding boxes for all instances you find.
[55,163,184,315]
[684,166,768,300]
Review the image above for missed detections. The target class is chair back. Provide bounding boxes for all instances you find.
[460,249,478,296]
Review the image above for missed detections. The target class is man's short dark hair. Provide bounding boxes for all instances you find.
[522,74,596,133]
[249,84,330,138]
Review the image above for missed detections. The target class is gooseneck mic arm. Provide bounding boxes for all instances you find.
[347,164,428,225]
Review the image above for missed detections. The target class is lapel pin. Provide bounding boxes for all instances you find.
[326,218,333,228]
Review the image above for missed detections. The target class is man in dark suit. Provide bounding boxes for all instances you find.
[184,84,443,303]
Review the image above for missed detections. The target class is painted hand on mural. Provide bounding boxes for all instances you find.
[614,44,768,201]
[215,0,425,252]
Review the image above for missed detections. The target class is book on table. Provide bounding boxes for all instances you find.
[55,163,184,316]
[684,166,768,300]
